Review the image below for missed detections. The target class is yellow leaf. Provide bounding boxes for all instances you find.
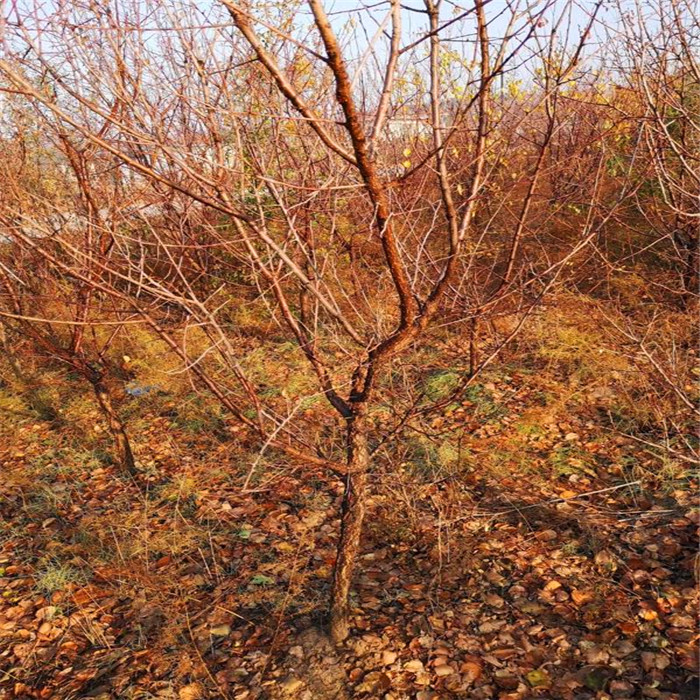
[403,147,412,157]
[402,159,412,168]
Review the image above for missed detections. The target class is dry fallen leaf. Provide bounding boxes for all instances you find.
[404,659,425,673]
[460,660,482,683]
[571,589,594,606]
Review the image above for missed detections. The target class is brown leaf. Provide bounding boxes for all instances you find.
[571,589,594,606]
[460,660,482,683]
[404,659,424,673]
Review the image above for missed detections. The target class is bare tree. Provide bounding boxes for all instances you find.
[607,0,699,307]
[0,106,138,474]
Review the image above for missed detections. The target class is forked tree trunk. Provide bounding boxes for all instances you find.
[91,379,137,476]
[330,410,369,644]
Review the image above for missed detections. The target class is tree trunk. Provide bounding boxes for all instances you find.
[329,410,369,644]
[679,227,699,309]
[91,380,137,476]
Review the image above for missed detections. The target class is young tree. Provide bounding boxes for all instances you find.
[0,107,138,474]
[609,0,699,307]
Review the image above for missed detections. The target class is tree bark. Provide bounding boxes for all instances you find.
[330,409,369,644]
[91,379,137,476]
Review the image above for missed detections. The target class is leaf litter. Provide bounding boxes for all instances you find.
[0,373,697,699]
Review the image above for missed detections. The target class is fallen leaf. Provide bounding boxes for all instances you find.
[460,660,482,683]
[404,659,424,673]
[578,665,616,691]
[525,669,551,688]
[571,589,594,606]
[434,664,454,677]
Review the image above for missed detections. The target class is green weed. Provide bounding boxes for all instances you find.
[423,370,460,401]
[35,562,87,595]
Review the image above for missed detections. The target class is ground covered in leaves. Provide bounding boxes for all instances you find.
[1,363,698,700]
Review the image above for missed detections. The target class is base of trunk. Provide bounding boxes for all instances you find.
[92,380,138,476]
[329,611,350,645]
[328,412,368,645]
